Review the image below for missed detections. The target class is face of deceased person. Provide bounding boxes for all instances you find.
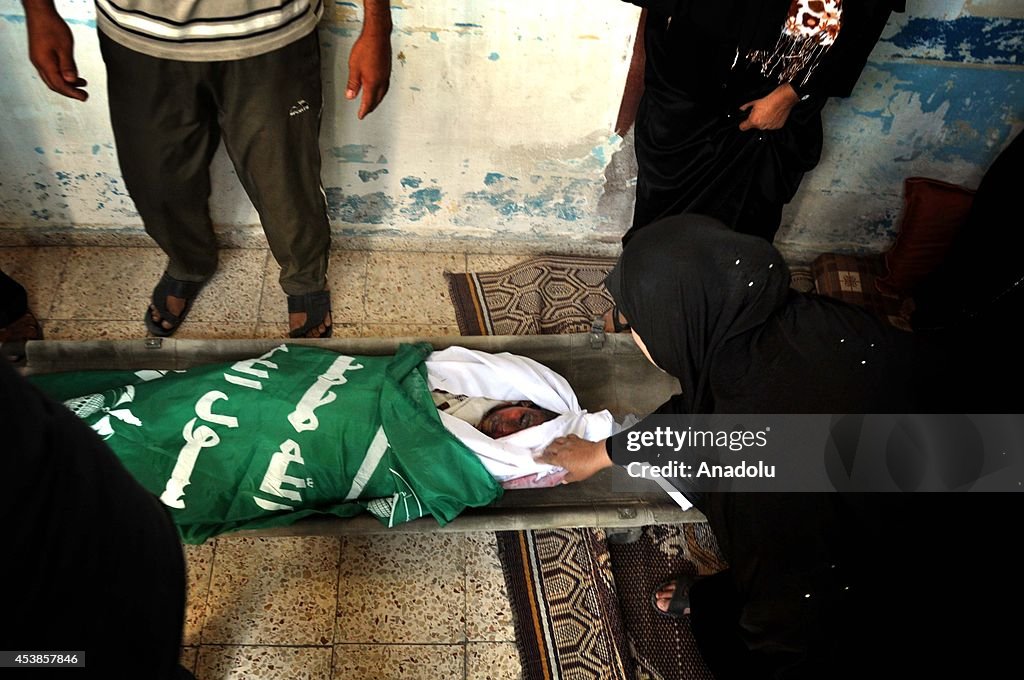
[478,404,559,439]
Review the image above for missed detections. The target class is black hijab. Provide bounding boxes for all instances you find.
[606,214,920,414]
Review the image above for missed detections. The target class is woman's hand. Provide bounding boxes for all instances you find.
[738,83,800,131]
[538,435,614,483]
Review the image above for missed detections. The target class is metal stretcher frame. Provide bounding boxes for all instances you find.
[21,332,704,534]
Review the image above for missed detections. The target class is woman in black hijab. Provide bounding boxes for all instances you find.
[541,214,1017,677]
[607,213,918,415]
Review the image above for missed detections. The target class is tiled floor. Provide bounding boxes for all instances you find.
[0,244,529,680]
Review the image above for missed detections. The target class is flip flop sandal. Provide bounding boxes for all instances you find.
[651,574,694,619]
[288,289,333,338]
[610,304,631,333]
[145,272,205,338]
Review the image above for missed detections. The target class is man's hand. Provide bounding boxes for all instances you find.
[345,1,392,119]
[538,435,614,484]
[23,0,88,101]
[738,83,799,132]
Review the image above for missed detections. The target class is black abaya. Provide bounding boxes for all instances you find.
[624,0,902,242]
[603,215,1018,677]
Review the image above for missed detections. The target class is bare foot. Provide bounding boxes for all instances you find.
[288,309,333,338]
[654,580,691,616]
[602,307,630,333]
[150,295,186,332]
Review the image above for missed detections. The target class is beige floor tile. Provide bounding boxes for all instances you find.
[464,254,534,273]
[49,247,166,320]
[336,534,465,644]
[0,246,73,318]
[19,242,530,669]
[202,536,340,646]
[256,322,462,339]
[331,644,464,680]
[359,323,461,338]
[184,249,267,325]
[179,646,199,676]
[465,533,515,642]
[40,320,258,340]
[42,320,146,340]
[260,250,368,324]
[466,642,522,680]
[162,322,258,339]
[183,542,216,646]
[48,247,265,325]
[196,645,332,680]
[253,322,364,339]
[364,252,463,325]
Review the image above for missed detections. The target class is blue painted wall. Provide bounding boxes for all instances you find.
[778,0,1023,260]
[0,1,1020,261]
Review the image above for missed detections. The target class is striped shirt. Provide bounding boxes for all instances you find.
[95,0,325,62]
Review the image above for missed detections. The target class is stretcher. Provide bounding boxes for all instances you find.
[19,332,703,535]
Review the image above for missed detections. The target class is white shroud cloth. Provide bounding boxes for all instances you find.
[425,346,615,481]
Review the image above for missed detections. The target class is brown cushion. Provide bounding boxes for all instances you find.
[875,177,974,295]
[812,253,910,330]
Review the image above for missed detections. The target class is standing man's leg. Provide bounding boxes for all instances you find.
[216,31,333,338]
[99,34,222,336]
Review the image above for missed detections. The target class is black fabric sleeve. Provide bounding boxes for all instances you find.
[1,360,187,679]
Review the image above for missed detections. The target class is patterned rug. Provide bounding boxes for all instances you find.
[445,256,616,336]
[446,257,815,335]
[497,526,727,680]
[496,529,632,680]
[453,255,729,679]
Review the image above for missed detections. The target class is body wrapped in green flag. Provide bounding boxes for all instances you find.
[32,343,502,543]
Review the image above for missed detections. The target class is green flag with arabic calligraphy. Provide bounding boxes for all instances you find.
[31,343,502,543]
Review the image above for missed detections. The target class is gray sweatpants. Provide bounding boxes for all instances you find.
[99,30,330,296]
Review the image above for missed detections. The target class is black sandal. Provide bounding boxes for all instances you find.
[608,304,631,333]
[145,272,205,338]
[651,574,694,619]
[288,290,333,338]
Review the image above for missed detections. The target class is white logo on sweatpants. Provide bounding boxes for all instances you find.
[289,99,310,117]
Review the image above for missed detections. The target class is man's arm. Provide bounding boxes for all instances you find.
[346,0,392,119]
[22,0,88,101]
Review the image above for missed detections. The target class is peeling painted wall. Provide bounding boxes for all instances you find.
[778,0,1024,259]
[0,0,637,246]
[0,1,1021,260]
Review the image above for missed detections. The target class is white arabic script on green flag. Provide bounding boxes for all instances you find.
[32,343,502,543]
